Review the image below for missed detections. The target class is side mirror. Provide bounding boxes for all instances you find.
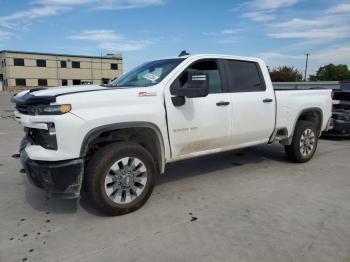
[171,69,209,98]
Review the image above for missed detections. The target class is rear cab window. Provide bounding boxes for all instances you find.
[224,60,266,92]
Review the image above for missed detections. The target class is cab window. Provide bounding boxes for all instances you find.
[179,60,222,94]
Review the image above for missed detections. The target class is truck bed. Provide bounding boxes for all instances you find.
[275,89,333,135]
[273,81,340,90]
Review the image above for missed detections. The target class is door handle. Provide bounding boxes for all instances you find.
[216,101,230,106]
[263,98,273,103]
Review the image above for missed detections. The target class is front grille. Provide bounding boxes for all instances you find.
[16,105,36,115]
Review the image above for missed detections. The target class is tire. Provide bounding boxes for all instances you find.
[285,120,319,163]
[85,142,157,216]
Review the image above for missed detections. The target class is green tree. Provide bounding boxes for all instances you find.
[309,64,350,81]
[269,66,303,82]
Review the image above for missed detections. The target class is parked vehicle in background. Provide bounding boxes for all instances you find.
[324,80,350,137]
[13,53,333,215]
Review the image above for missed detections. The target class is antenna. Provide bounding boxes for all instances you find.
[179,50,190,57]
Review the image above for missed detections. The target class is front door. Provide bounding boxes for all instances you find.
[165,59,232,158]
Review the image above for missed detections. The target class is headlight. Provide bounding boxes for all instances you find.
[36,104,71,115]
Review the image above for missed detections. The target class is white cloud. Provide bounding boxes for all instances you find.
[275,18,332,28]
[0,5,69,22]
[327,3,350,13]
[202,28,243,44]
[0,0,164,41]
[222,28,243,35]
[35,0,163,9]
[265,8,350,47]
[203,28,243,36]
[215,37,242,44]
[312,45,350,63]
[239,0,298,22]
[97,0,163,10]
[69,29,153,52]
[259,45,350,72]
[0,30,12,41]
[248,0,298,10]
[98,40,152,51]
[202,32,217,36]
[259,52,304,62]
[0,5,70,29]
[68,30,124,41]
[268,27,350,39]
[241,11,274,22]
[36,0,93,5]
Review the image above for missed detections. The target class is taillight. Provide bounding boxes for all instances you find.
[331,90,334,99]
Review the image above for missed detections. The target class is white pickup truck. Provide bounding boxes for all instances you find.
[13,54,333,215]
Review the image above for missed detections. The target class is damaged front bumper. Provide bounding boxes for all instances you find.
[20,145,84,199]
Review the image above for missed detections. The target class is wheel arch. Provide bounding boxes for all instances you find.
[80,122,166,174]
[282,107,323,145]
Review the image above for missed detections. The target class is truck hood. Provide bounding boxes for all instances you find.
[25,85,108,97]
[13,85,111,105]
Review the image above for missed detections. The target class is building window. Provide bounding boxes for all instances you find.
[72,61,80,68]
[73,79,81,85]
[16,78,26,86]
[14,58,25,66]
[81,80,93,85]
[36,59,46,67]
[61,61,67,68]
[38,79,48,86]
[111,63,118,70]
[62,79,68,86]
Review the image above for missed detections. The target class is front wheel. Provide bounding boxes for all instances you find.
[85,142,157,216]
[285,120,319,163]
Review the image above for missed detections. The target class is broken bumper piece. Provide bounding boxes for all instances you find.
[20,150,84,199]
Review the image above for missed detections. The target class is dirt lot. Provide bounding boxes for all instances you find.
[1,92,350,262]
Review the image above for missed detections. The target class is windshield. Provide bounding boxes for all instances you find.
[108,58,185,87]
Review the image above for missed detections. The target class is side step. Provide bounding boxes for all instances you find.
[269,127,289,143]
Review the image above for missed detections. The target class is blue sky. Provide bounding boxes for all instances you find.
[0,0,350,74]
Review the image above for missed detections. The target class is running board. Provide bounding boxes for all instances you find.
[269,127,289,143]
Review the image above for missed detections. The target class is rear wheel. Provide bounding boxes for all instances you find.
[85,142,157,216]
[285,120,319,163]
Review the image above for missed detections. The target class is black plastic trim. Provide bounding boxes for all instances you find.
[20,150,83,199]
[290,107,324,139]
[13,92,56,105]
[80,122,166,173]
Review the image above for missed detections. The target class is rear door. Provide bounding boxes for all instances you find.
[223,59,275,145]
[164,59,232,158]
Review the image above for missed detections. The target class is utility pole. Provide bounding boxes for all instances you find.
[304,53,310,82]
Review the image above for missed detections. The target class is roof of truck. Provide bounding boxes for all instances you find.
[174,54,264,63]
